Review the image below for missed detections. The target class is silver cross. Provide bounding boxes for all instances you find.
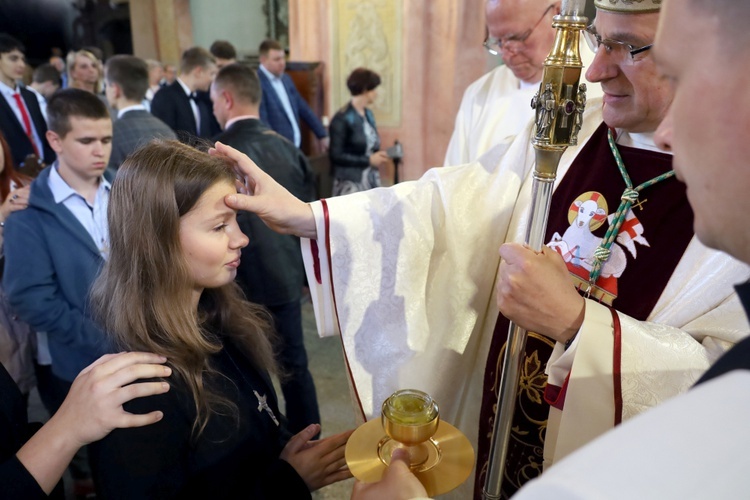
[254,390,280,426]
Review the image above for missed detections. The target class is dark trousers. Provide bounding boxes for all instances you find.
[268,300,321,434]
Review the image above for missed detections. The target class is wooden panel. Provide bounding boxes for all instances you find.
[286,61,326,157]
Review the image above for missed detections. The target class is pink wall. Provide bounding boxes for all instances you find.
[289,0,489,180]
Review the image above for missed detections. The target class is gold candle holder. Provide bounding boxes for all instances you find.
[379,389,440,471]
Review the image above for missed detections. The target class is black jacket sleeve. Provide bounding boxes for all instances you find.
[1,366,64,499]
[328,112,371,169]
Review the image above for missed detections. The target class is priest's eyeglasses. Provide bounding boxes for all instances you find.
[583,26,653,65]
[484,4,556,55]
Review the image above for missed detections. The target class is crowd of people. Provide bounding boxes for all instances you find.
[2,0,750,498]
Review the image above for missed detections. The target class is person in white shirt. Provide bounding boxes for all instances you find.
[444,0,602,166]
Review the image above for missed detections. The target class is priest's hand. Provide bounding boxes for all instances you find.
[496,243,585,344]
[211,141,318,239]
[351,448,429,500]
[280,424,354,491]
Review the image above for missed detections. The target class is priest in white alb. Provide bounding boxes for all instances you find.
[443,0,603,166]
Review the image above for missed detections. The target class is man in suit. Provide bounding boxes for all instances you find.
[257,39,328,152]
[211,63,320,434]
[0,34,55,167]
[27,63,61,121]
[104,55,175,176]
[151,47,219,143]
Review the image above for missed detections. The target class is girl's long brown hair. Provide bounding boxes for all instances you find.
[0,130,32,200]
[90,140,276,439]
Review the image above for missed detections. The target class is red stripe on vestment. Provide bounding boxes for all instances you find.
[611,307,623,425]
[310,239,322,285]
[321,199,366,421]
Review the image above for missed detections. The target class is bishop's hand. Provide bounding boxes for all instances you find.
[495,243,585,344]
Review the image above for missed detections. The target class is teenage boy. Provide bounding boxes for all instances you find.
[3,88,114,497]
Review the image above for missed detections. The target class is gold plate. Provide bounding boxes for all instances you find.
[346,418,475,497]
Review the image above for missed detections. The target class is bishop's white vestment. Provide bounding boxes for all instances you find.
[302,100,750,498]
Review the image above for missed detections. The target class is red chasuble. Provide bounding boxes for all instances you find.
[474,123,694,498]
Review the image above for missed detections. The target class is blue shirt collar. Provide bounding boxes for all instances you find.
[259,64,281,82]
[48,162,111,205]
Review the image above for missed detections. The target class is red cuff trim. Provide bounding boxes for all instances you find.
[544,373,571,411]
[310,239,322,285]
[610,307,623,426]
[321,199,366,421]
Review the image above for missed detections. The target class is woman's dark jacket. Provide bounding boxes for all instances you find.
[328,102,380,182]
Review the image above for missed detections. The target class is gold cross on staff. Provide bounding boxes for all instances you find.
[254,390,280,426]
[632,198,648,211]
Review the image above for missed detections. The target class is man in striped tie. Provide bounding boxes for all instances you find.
[0,33,55,168]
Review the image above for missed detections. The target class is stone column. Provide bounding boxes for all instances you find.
[129,0,194,66]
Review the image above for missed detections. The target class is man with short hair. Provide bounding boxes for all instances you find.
[151,46,219,141]
[3,88,114,497]
[28,63,61,120]
[210,40,238,69]
[0,33,55,166]
[211,63,320,434]
[444,0,602,166]
[104,55,175,175]
[257,39,328,151]
[222,1,749,497]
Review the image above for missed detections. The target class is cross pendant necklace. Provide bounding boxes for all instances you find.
[253,390,280,426]
[224,345,280,427]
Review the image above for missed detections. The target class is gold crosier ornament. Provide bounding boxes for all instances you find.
[483,1,588,497]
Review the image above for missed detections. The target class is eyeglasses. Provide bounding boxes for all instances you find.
[583,26,653,65]
[484,4,556,55]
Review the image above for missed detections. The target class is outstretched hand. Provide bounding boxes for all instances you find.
[210,141,318,239]
[280,424,354,491]
[496,243,585,344]
[350,448,429,500]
